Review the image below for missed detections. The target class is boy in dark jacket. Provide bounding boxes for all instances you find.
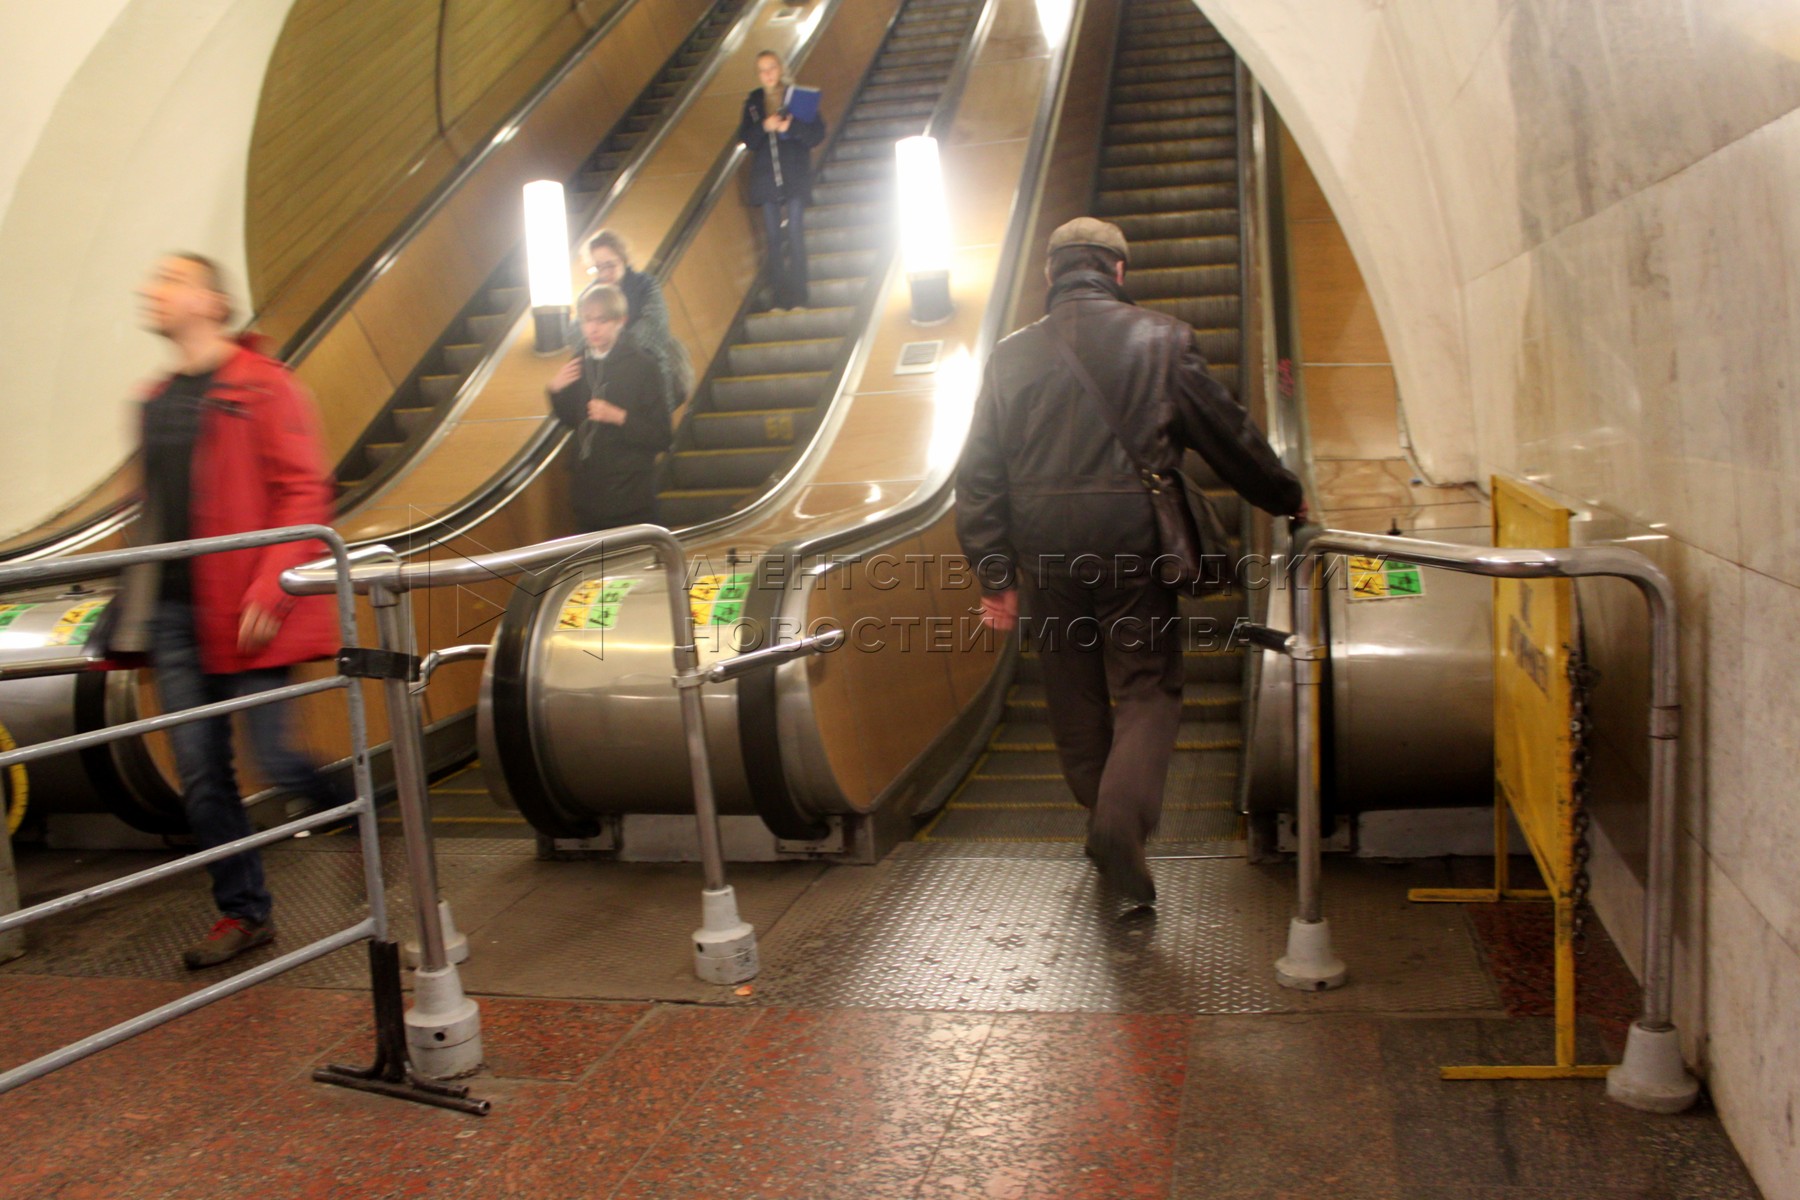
[547,284,672,532]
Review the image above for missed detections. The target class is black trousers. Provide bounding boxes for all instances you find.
[1020,571,1185,847]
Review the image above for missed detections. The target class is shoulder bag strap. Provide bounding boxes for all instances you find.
[1048,307,1158,481]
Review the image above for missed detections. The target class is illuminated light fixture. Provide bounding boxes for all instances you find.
[522,179,573,354]
[1033,0,1074,44]
[895,136,953,325]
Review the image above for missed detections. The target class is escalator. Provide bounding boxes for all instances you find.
[658,0,985,528]
[337,0,751,497]
[920,0,1250,849]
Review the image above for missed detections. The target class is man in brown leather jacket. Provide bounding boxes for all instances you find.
[956,218,1303,905]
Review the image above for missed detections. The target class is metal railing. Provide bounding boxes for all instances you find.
[282,525,839,985]
[0,526,480,1113]
[1246,528,1699,1113]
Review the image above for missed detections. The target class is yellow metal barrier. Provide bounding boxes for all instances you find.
[1408,475,1610,1080]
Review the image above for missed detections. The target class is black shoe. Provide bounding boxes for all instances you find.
[1085,826,1156,906]
[182,917,276,969]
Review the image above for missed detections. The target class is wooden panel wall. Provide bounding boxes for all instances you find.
[246,0,441,309]
[246,0,633,329]
[1279,123,1402,461]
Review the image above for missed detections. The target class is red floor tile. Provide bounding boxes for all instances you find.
[915,1013,1190,1200]
[605,1008,994,1200]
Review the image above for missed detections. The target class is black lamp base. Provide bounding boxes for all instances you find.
[532,306,568,355]
[907,271,953,325]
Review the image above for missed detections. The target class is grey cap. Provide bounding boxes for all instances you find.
[1046,217,1129,264]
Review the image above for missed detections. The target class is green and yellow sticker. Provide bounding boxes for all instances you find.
[0,603,39,632]
[556,577,639,632]
[1348,555,1424,602]
[689,573,753,627]
[48,599,109,645]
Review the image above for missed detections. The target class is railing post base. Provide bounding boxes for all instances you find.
[406,963,484,1078]
[693,885,758,985]
[404,900,470,967]
[1275,917,1347,991]
[1607,1022,1699,1113]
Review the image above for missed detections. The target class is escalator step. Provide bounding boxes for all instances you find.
[418,374,461,407]
[1004,681,1240,721]
[803,276,870,308]
[1186,327,1239,363]
[879,48,959,73]
[567,190,601,211]
[816,158,893,186]
[1112,79,1234,107]
[1105,120,1235,150]
[1015,647,1244,686]
[842,115,932,142]
[832,137,904,163]
[886,32,967,55]
[392,407,435,439]
[1097,158,1237,192]
[808,223,883,256]
[1120,12,1222,40]
[807,248,879,278]
[1117,42,1234,70]
[657,488,757,527]
[1113,63,1235,90]
[727,337,844,376]
[1095,182,1239,216]
[1109,209,1240,240]
[1136,294,1240,330]
[808,201,889,231]
[869,64,955,88]
[854,97,938,123]
[1127,235,1239,269]
[670,446,790,489]
[743,305,858,342]
[1103,137,1237,169]
[688,406,816,450]
[364,441,404,465]
[443,342,485,375]
[711,371,833,411]
[465,312,512,344]
[485,285,527,313]
[812,176,889,205]
[859,81,944,105]
[1109,95,1236,124]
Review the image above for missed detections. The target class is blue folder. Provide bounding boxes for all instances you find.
[784,85,822,124]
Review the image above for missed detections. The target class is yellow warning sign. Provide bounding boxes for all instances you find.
[48,599,109,646]
[1349,555,1425,601]
[689,573,753,628]
[555,577,638,632]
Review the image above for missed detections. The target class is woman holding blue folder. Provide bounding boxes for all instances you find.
[740,50,825,311]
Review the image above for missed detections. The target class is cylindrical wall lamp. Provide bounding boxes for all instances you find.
[896,136,953,325]
[523,180,573,354]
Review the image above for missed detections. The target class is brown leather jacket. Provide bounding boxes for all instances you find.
[955,271,1303,590]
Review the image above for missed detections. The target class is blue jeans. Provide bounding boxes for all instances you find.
[761,197,809,308]
[150,600,336,923]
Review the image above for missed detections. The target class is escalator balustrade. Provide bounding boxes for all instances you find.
[657,0,985,528]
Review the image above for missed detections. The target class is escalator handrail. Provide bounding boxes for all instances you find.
[276,0,736,366]
[761,0,1081,566]
[1,0,753,567]
[347,0,870,557]
[657,0,1013,553]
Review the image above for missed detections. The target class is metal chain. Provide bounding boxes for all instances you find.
[1566,645,1600,955]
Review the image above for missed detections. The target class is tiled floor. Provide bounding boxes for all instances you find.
[0,833,1764,1199]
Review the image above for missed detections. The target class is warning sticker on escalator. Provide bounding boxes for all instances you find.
[689,573,753,627]
[0,603,39,631]
[1348,555,1424,601]
[557,578,638,632]
[48,598,109,645]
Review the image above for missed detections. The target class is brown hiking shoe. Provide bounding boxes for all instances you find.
[182,916,276,969]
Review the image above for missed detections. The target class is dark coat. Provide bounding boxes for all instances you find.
[738,87,825,207]
[111,337,338,673]
[955,272,1303,590]
[548,340,673,531]
[618,268,690,410]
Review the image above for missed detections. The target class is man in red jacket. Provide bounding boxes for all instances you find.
[122,253,341,968]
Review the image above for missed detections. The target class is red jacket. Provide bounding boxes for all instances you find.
[140,337,339,674]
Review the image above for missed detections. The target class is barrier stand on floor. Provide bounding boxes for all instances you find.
[1233,573,1347,993]
[0,526,484,1115]
[283,526,843,990]
[1294,514,1700,1113]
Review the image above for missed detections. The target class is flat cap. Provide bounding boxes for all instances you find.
[1046,217,1129,264]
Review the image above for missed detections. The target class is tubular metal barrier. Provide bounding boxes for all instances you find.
[0,526,485,1114]
[1284,528,1699,1113]
[284,524,841,986]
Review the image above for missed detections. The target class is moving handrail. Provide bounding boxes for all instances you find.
[0,526,483,1113]
[1288,527,1697,1114]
